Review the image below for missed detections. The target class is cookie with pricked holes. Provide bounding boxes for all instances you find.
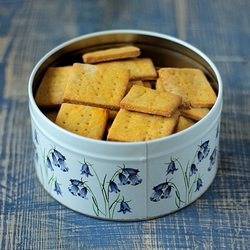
[98,58,157,80]
[120,85,182,117]
[55,103,108,140]
[107,109,179,142]
[157,68,216,108]
[63,63,129,110]
[35,66,73,108]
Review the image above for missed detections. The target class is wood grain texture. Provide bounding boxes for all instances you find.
[0,0,250,249]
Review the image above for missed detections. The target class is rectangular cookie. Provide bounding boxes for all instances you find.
[63,63,129,110]
[157,68,217,108]
[120,85,182,117]
[98,58,157,80]
[155,78,165,92]
[107,109,179,142]
[82,46,141,63]
[176,115,195,132]
[180,107,210,121]
[35,66,73,108]
[126,80,152,93]
[55,103,108,140]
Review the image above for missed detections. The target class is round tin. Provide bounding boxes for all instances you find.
[28,30,223,221]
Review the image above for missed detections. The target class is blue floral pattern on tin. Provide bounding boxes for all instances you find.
[32,122,220,218]
[68,163,142,218]
[46,148,69,172]
[54,180,62,196]
[150,137,218,207]
[150,182,173,202]
[48,174,62,196]
[118,198,132,214]
[166,160,178,175]
[31,130,142,218]
[80,159,93,177]
[208,148,217,171]
[195,178,203,192]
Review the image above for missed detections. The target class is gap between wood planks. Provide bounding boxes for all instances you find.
[174,0,187,41]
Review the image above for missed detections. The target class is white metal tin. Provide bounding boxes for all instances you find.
[28,30,223,221]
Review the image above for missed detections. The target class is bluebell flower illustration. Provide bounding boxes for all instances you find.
[197,140,210,162]
[200,140,209,151]
[197,150,204,162]
[67,161,143,218]
[166,160,178,175]
[53,149,66,161]
[150,139,214,207]
[216,125,220,138]
[109,180,120,193]
[68,178,89,197]
[68,184,79,196]
[80,162,93,177]
[122,167,140,175]
[162,185,172,199]
[153,182,168,191]
[46,148,69,172]
[78,187,88,199]
[51,152,59,168]
[58,158,69,172]
[208,148,217,171]
[195,178,203,191]
[54,180,62,195]
[47,156,54,171]
[150,190,163,202]
[119,166,142,186]
[210,148,217,165]
[70,179,82,186]
[203,146,210,158]
[118,172,129,185]
[128,174,142,186]
[190,163,198,176]
[118,199,131,214]
[150,182,172,202]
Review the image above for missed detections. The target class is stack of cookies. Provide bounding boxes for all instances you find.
[35,45,217,142]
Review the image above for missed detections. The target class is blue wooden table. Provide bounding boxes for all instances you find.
[0,1,249,249]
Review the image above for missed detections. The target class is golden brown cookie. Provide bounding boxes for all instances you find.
[35,66,73,108]
[157,68,216,108]
[55,103,108,140]
[120,85,182,117]
[180,107,210,121]
[63,63,129,110]
[126,80,152,93]
[82,46,141,63]
[98,58,157,80]
[107,109,179,142]
[176,116,195,132]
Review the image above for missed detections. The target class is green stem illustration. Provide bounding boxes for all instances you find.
[87,165,124,219]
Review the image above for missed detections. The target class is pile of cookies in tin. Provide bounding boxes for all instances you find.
[35,45,217,142]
